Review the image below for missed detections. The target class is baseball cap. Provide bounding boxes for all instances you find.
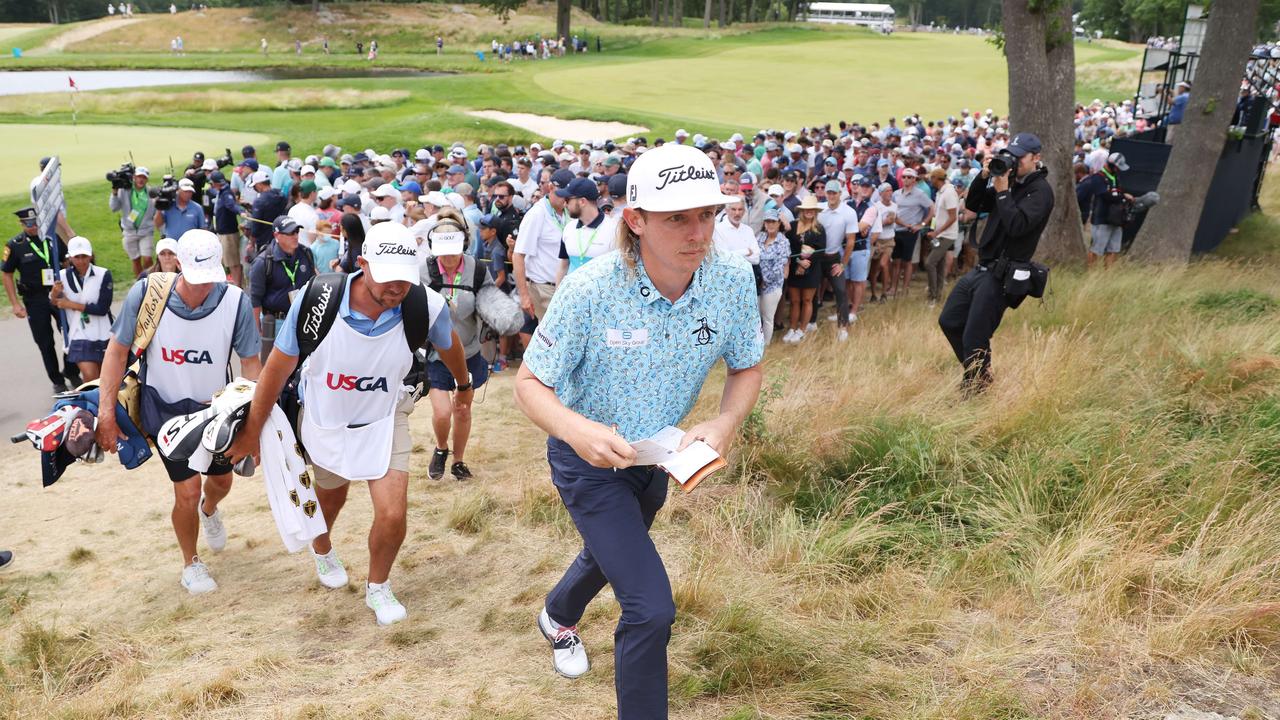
[626,144,742,212]
[272,216,301,234]
[478,213,499,229]
[361,222,420,285]
[209,171,226,184]
[1107,152,1130,171]
[556,177,599,201]
[276,141,291,152]
[177,178,195,192]
[607,173,628,198]
[241,145,257,157]
[250,169,271,185]
[877,182,893,193]
[67,236,92,257]
[135,166,151,178]
[449,147,467,159]
[856,175,875,187]
[550,169,576,190]
[419,190,449,208]
[446,164,466,176]
[399,180,422,196]
[287,158,303,172]
[675,129,689,138]
[427,221,467,256]
[373,183,398,199]
[298,180,317,195]
[317,187,336,201]
[176,229,225,285]
[338,195,362,210]
[201,158,218,171]
[155,237,178,255]
[238,158,259,171]
[1006,132,1043,157]
[824,180,842,193]
[763,209,780,222]
[300,164,316,175]
[369,206,392,223]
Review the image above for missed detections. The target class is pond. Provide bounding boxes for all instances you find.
[0,68,445,96]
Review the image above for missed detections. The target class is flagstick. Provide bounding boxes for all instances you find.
[68,75,78,143]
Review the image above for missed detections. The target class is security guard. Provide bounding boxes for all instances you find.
[514,144,764,719]
[3,207,80,393]
[248,216,316,363]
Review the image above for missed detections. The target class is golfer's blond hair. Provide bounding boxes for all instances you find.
[616,210,643,273]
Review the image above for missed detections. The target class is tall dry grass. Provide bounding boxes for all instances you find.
[0,88,410,116]
[1,242,1279,718]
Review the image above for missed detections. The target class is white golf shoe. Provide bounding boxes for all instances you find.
[181,557,217,595]
[366,582,407,626]
[537,607,590,679]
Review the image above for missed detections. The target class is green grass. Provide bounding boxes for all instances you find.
[1,123,268,195]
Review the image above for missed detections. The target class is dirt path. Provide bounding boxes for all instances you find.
[39,17,142,53]
[466,109,648,143]
[0,371,734,719]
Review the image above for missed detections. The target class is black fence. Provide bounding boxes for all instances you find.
[1113,122,1271,254]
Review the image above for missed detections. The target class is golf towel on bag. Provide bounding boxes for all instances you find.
[259,404,327,553]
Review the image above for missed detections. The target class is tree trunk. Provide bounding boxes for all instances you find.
[704,0,712,28]
[1131,1,1261,262]
[651,0,660,25]
[671,0,680,27]
[556,0,571,40]
[718,0,726,27]
[312,0,320,12]
[1001,0,1082,266]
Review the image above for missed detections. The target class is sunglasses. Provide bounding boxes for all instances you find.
[492,193,510,199]
[21,220,37,227]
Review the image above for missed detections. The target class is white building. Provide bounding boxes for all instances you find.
[805,2,896,27]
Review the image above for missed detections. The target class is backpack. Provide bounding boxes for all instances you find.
[425,257,488,298]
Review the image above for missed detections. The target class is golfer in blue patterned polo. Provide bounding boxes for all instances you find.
[515,143,764,719]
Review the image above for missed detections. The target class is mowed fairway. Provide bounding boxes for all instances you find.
[1,123,268,195]
[535,31,1126,130]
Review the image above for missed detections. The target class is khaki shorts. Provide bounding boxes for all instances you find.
[301,393,415,490]
[528,281,557,320]
[219,233,242,268]
[873,237,895,258]
[122,232,155,261]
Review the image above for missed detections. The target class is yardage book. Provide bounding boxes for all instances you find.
[629,426,727,493]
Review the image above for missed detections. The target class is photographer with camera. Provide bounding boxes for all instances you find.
[107,164,157,278]
[938,132,1053,394]
[155,177,207,241]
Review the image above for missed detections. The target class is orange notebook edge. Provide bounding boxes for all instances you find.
[672,456,727,493]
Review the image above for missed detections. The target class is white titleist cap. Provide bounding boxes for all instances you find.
[361,222,420,285]
[176,229,224,285]
[625,144,742,213]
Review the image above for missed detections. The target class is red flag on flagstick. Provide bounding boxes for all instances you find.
[68,75,77,90]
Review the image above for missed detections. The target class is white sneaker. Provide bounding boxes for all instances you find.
[783,329,797,344]
[199,498,227,553]
[848,313,858,323]
[805,322,817,333]
[181,557,217,595]
[794,329,806,343]
[312,548,348,589]
[365,582,407,626]
[837,329,849,342]
[826,313,838,322]
[538,607,590,678]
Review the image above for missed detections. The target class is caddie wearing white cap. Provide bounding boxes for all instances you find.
[229,221,472,626]
[95,229,263,596]
[513,143,764,718]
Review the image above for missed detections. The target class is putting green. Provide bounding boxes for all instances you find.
[1,123,268,196]
[535,33,1123,131]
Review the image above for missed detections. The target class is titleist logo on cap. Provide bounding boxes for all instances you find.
[376,242,416,256]
[655,164,716,191]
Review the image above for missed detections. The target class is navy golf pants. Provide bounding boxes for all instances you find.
[544,437,674,720]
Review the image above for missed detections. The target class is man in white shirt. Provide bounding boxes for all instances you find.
[288,181,320,248]
[816,180,858,341]
[712,199,757,264]
[509,157,538,204]
[514,169,573,323]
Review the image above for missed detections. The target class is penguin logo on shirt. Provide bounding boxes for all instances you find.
[692,317,717,347]
[302,500,318,518]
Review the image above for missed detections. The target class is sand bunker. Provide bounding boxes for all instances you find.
[466,110,648,143]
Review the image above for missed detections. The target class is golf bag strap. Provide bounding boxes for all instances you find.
[130,271,177,358]
[294,272,347,369]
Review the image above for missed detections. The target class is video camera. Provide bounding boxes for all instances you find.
[214,147,234,169]
[987,149,1014,177]
[150,174,179,211]
[106,162,135,190]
